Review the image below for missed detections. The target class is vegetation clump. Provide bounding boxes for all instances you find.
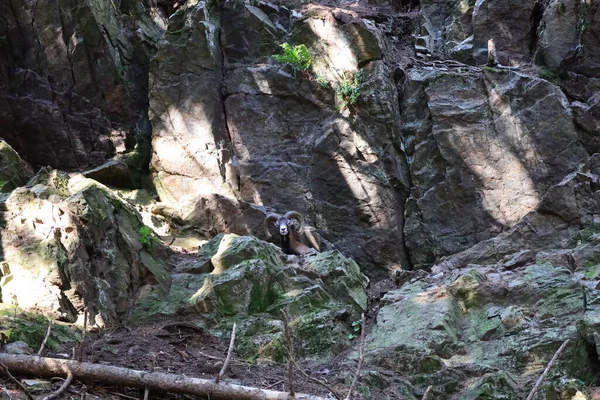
[272,43,312,76]
[336,70,365,110]
[139,225,161,249]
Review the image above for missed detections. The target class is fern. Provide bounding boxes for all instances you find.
[272,43,312,75]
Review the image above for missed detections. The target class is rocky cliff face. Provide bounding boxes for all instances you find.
[1,0,600,397]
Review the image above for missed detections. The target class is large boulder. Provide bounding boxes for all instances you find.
[0,169,169,325]
[131,233,369,360]
[472,0,538,65]
[149,3,234,212]
[401,68,589,268]
[0,0,163,170]
[365,244,600,398]
[0,140,33,192]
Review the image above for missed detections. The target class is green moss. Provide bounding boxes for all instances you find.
[448,270,486,310]
[584,264,600,279]
[0,306,80,350]
[418,355,444,374]
[464,371,519,400]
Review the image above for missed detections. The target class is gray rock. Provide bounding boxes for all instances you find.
[401,68,588,268]
[0,140,33,192]
[3,340,34,355]
[472,0,537,65]
[0,0,162,171]
[0,171,169,324]
[83,160,135,189]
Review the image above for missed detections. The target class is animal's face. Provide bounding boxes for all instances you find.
[277,218,290,236]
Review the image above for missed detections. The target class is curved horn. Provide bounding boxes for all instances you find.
[264,213,282,238]
[283,211,304,233]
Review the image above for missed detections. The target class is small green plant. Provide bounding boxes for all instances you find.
[139,226,160,249]
[336,70,365,111]
[540,67,562,85]
[272,43,312,75]
[348,319,362,340]
[315,73,329,88]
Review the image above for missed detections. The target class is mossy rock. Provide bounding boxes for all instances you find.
[306,250,369,311]
[0,141,32,192]
[447,270,487,310]
[0,305,80,350]
[464,371,519,400]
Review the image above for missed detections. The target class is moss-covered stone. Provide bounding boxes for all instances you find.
[130,234,369,361]
[447,270,487,310]
[464,371,519,400]
[0,141,32,193]
[0,305,80,350]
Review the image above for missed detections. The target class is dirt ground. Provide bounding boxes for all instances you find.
[0,317,389,400]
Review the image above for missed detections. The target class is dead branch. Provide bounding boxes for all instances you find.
[0,353,329,400]
[0,362,34,400]
[1,384,13,400]
[215,323,236,384]
[38,319,53,356]
[526,339,570,400]
[294,364,341,400]
[143,387,149,400]
[421,385,432,400]
[281,311,296,397]
[41,368,73,400]
[76,307,89,362]
[344,313,366,400]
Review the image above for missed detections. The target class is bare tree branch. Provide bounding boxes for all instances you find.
[38,319,53,356]
[0,362,34,400]
[216,323,236,384]
[41,368,73,400]
[1,384,13,400]
[0,353,328,400]
[421,385,432,400]
[281,310,296,398]
[526,339,570,400]
[344,313,366,400]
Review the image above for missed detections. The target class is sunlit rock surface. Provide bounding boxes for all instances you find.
[131,233,368,360]
[0,170,168,325]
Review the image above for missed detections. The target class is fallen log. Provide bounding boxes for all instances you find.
[0,353,328,400]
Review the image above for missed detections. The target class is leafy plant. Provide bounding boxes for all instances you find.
[540,67,562,85]
[336,70,365,111]
[315,73,329,88]
[139,225,160,249]
[272,43,312,75]
[348,319,362,340]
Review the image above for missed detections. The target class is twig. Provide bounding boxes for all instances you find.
[109,391,139,400]
[266,380,284,389]
[0,362,34,400]
[281,310,295,398]
[215,323,236,384]
[526,339,570,400]
[344,313,366,400]
[1,384,13,400]
[421,385,432,400]
[38,319,53,356]
[76,308,89,362]
[294,364,341,400]
[143,387,149,400]
[41,368,74,400]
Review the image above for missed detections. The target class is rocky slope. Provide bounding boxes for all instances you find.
[1,0,600,398]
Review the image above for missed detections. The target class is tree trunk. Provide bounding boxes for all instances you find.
[0,353,329,400]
